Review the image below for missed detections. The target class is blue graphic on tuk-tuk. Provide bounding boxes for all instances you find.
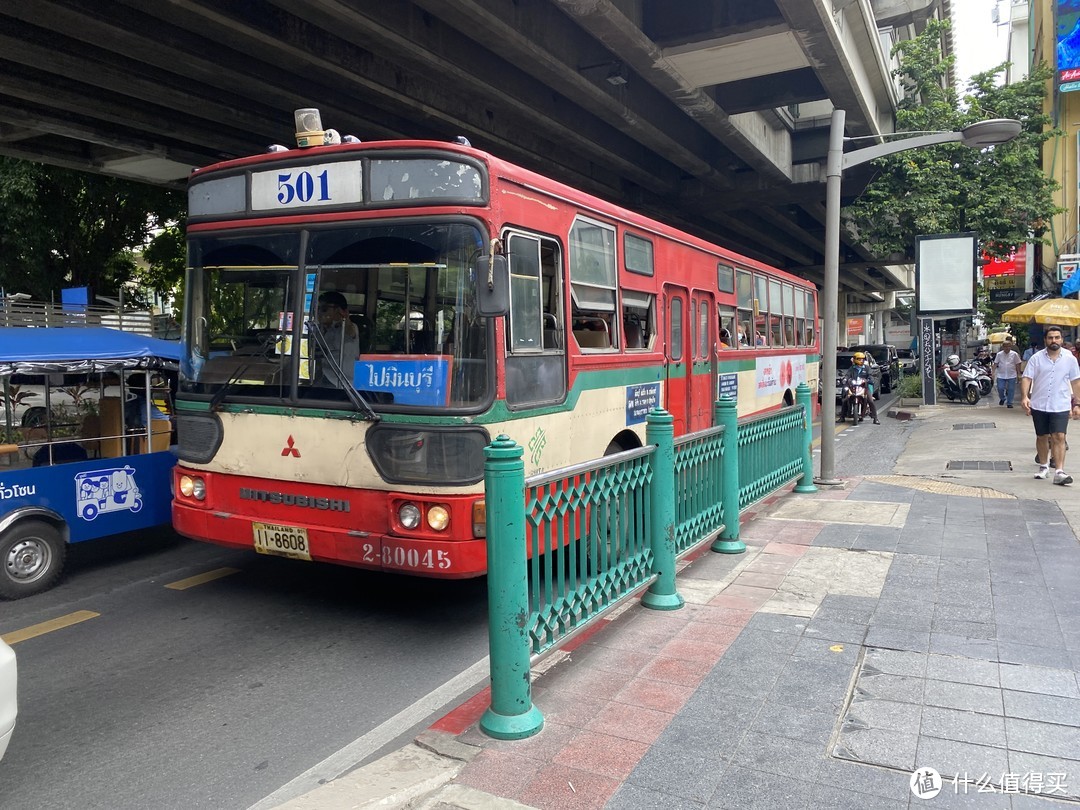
[75,466,143,521]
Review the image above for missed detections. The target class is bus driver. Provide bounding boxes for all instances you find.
[316,291,360,387]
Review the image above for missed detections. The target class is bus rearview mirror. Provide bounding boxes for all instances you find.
[475,254,509,317]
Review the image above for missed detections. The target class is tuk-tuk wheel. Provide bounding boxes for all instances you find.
[0,519,66,599]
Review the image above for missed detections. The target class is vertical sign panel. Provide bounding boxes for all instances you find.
[920,317,936,406]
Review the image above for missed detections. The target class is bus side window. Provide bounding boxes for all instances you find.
[718,308,736,349]
[621,290,654,351]
[569,218,618,351]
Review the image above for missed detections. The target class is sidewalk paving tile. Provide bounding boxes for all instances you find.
[844,698,922,734]
[519,762,621,810]
[998,664,1080,698]
[1004,717,1080,758]
[996,642,1074,670]
[833,727,919,771]
[920,706,1008,747]
[924,679,1004,715]
[864,648,928,677]
[1002,690,1080,725]
[707,765,815,810]
[552,730,649,779]
[747,701,838,745]
[925,654,1000,687]
[611,677,696,714]
[584,701,673,745]
[1006,751,1080,801]
[622,746,726,803]
[914,737,1010,783]
[864,625,931,653]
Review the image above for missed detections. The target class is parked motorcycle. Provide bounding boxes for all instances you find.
[958,359,992,397]
[939,358,982,404]
[838,377,871,423]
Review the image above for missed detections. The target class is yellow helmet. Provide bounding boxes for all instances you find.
[853,351,865,363]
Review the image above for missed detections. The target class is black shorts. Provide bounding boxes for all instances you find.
[1031,409,1070,436]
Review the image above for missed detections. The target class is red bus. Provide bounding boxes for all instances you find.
[171,111,818,577]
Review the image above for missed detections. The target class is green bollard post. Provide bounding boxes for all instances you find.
[711,395,746,554]
[479,435,544,740]
[794,382,819,493]
[642,408,684,610]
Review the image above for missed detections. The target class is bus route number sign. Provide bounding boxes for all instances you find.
[251,162,363,210]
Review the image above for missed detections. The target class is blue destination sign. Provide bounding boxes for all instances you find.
[353,356,452,406]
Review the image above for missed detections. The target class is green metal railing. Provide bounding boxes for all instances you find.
[480,385,817,740]
[523,445,655,656]
[673,423,725,556]
[736,406,805,509]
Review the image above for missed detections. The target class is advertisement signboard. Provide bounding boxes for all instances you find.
[983,247,1026,304]
[916,233,977,316]
[1059,0,1080,92]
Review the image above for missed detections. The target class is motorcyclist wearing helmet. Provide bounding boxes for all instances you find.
[842,351,880,424]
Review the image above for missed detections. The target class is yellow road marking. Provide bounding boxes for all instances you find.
[811,421,848,448]
[165,567,241,590]
[2,610,100,645]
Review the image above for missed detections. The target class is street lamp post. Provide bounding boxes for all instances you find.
[816,110,1022,485]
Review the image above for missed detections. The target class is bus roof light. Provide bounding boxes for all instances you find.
[295,108,327,148]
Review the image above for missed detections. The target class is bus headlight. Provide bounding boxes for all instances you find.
[179,475,206,501]
[426,505,450,531]
[399,503,422,529]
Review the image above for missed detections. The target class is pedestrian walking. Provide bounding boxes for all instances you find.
[992,340,1023,407]
[1020,325,1080,485]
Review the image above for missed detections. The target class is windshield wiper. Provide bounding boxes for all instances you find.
[307,323,379,421]
[209,361,253,411]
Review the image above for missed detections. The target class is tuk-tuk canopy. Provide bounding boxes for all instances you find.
[0,327,181,377]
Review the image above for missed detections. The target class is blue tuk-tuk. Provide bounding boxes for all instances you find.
[0,328,180,598]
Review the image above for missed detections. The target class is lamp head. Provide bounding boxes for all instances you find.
[959,118,1022,148]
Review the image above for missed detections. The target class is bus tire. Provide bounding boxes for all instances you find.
[0,519,67,599]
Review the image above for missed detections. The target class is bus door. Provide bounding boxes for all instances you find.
[689,290,716,431]
[663,285,689,434]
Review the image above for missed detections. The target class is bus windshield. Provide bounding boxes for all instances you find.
[181,221,491,411]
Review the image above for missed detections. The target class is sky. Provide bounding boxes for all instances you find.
[950,0,1012,88]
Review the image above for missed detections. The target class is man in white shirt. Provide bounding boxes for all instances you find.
[992,340,1023,408]
[1020,326,1080,485]
[315,290,360,388]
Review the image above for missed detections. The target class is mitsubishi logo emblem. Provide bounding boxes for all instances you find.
[281,436,301,458]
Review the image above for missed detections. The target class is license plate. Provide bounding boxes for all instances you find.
[252,522,311,561]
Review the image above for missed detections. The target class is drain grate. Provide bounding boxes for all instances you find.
[945,460,1012,471]
[952,422,996,430]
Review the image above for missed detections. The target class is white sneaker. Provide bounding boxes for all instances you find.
[1035,466,1050,479]
[1054,471,1073,486]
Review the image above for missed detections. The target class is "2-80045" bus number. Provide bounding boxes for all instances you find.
[362,543,451,571]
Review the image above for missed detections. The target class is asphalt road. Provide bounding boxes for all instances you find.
[0,532,490,810]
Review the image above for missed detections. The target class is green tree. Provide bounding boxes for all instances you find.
[846,19,1061,261]
[0,157,185,301]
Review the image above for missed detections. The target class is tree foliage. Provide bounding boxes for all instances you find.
[0,157,185,302]
[846,19,1062,261]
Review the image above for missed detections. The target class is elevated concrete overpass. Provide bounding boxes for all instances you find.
[0,0,951,300]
